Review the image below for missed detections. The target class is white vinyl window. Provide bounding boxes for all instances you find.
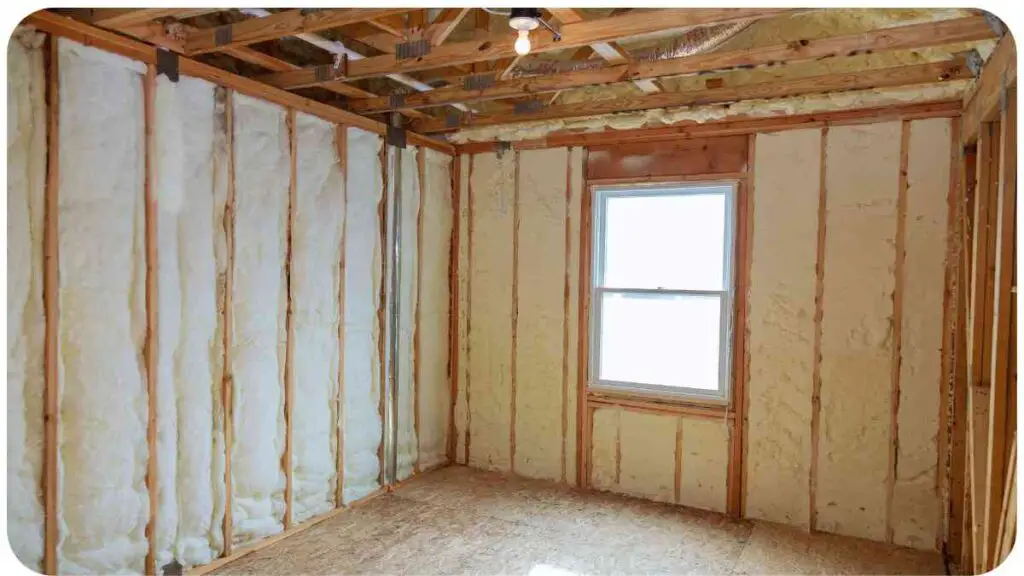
[590,182,736,402]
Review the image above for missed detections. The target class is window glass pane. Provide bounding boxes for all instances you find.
[602,191,726,290]
[598,292,722,391]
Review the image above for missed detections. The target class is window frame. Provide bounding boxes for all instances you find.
[588,181,738,404]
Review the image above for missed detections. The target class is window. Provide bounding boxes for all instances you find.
[590,182,736,402]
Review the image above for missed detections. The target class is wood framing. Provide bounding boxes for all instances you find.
[25,11,454,154]
[335,125,348,507]
[256,8,792,86]
[963,34,1017,143]
[143,63,159,576]
[414,147,426,475]
[576,153,593,488]
[350,17,992,115]
[74,8,218,27]
[185,9,410,54]
[510,150,521,473]
[221,88,237,557]
[283,108,297,529]
[418,58,973,132]
[809,125,829,532]
[43,35,60,576]
[587,135,748,180]
[426,8,471,46]
[560,148,573,484]
[446,155,462,464]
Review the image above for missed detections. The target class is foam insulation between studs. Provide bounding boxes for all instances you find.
[514,147,570,482]
[7,25,47,573]
[744,128,821,529]
[229,93,290,544]
[817,122,901,542]
[466,151,516,471]
[417,149,455,470]
[891,118,951,550]
[343,128,384,503]
[291,112,345,521]
[56,38,149,573]
[153,73,227,568]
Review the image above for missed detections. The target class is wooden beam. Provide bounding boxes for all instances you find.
[335,125,348,508]
[257,8,793,86]
[982,86,1015,570]
[963,35,1017,142]
[143,63,159,576]
[548,8,661,93]
[185,9,410,55]
[221,87,236,558]
[350,17,993,114]
[427,8,471,45]
[74,8,220,27]
[26,11,453,154]
[43,35,60,576]
[418,58,973,133]
[283,108,297,530]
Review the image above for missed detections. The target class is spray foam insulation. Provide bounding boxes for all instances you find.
[153,74,228,567]
[891,118,951,550]
[454,154,471,465]
[589,407,729,512]
[394,146,422,482]
[230,92,289,544]
[291,112,344,521]
[466,151,516,471]
[343,127,384,502]
[418,149,455,470]
[7,26,46,572]
[744,128,821,529]
[817,122,901,542]
[56,38,149,573]
[514,147,570,481]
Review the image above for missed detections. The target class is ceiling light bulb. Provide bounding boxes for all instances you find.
[514,29,531,56]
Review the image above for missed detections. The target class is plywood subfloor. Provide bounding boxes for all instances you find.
[212,466,944,575]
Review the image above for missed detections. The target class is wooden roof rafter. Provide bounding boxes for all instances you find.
[254,8,794,88]
[185,8,411,54]
[346,16,995,115]
[414,57,976,133]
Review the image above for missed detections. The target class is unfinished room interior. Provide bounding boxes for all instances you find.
[5,5,1019,575]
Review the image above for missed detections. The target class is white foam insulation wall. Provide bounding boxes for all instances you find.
[417,149,455,471]
[11,33,453,573]
[7,26,47,572]
[454,147,582,482]
[744,128,821,529]
[291,113,344,521]
[343,128,384,503]
[393,146,421,482]
[152,74,227,567]
[228,93,290,544]
[56,38,149,573]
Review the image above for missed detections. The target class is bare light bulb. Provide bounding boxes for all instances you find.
[514,29,531,56]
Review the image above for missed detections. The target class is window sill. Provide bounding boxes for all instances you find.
[587,386,733,421]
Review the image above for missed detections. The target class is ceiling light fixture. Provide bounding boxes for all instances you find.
[508,8,560,56]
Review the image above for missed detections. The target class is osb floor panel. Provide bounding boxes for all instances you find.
[213,466,944,575]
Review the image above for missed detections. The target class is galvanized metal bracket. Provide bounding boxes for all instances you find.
[445,112,462,128]
[395,38,431,60]
[494,141,512,158]
[514,100,544,115]
[389,92,407,109]
[387,112,407,149]
[313,54,347,84]
[464,73,496,91]
[156,48,179,82]
[213,25,232,47]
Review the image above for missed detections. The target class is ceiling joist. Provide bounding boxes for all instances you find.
[414,57,974,133]
[962,33,1016,142]
[349,17,994,115]
[255,8,794,88]
[185,8,410,55]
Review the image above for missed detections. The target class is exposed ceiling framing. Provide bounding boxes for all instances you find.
[41,7,999,141]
